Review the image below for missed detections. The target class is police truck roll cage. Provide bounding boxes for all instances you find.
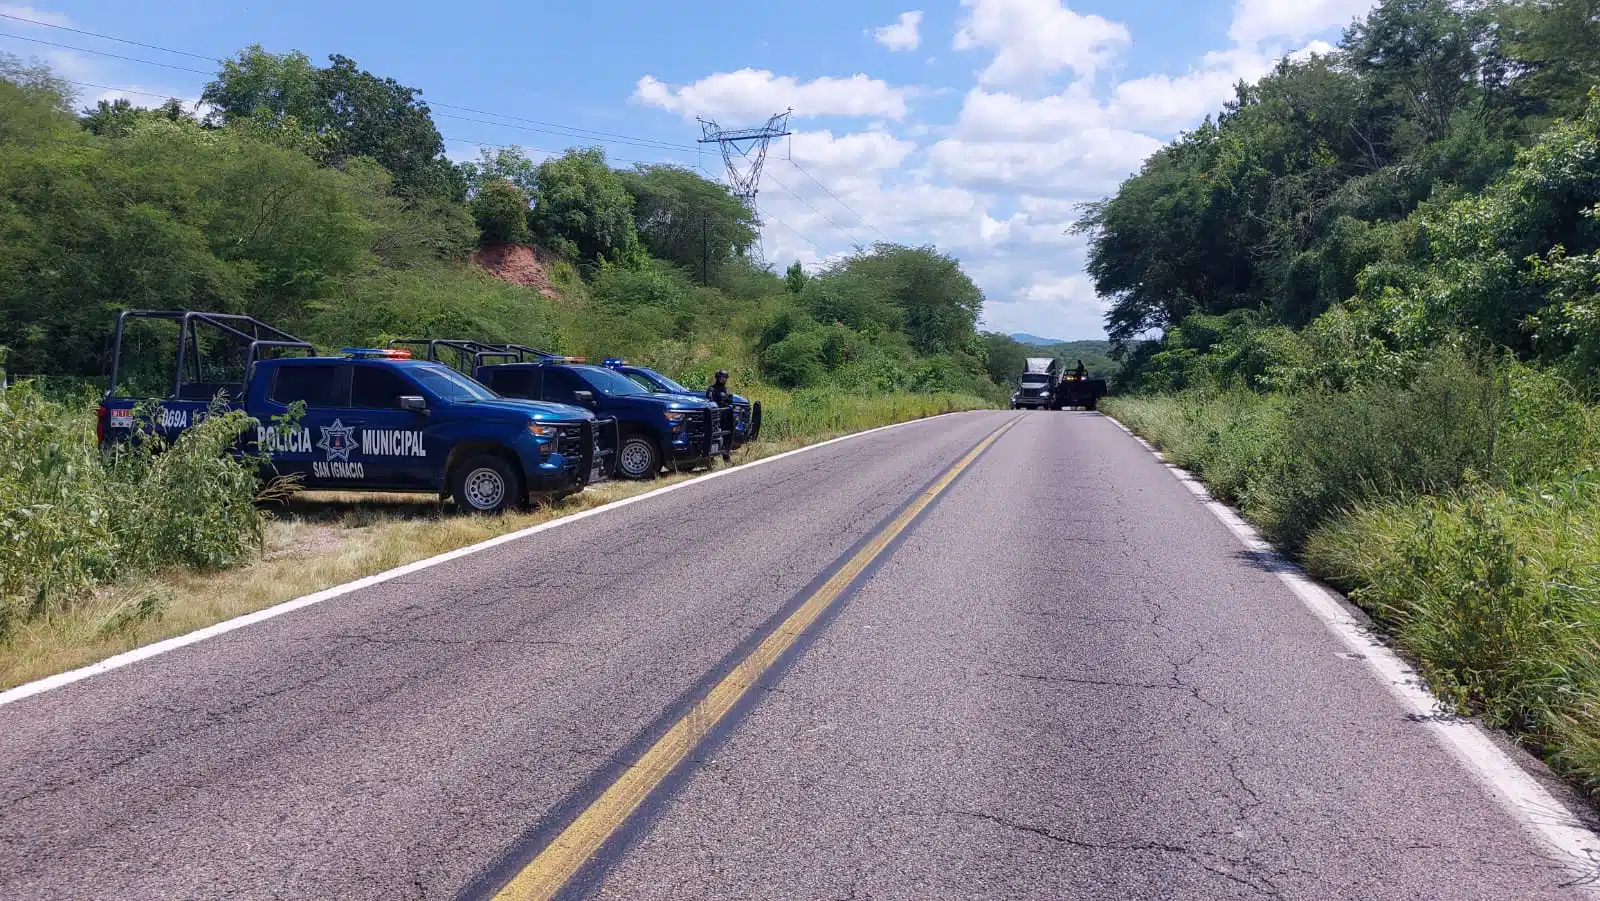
[386,339,583,373]
[105,310,315,400]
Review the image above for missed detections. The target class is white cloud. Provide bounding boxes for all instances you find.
[873,11,923,52]
[953,0,1131,86]
[954,84,1105,140]
[977,264,1107,337]
[1228,0,1375,47]
[788,129,916,172]
[1290,39,1336,61]
[632,69,911,121]
[930,130,1162,195]
[1109,46,1266,133]
[0,4,72,27]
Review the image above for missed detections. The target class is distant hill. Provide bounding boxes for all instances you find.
[1009,332,1065,345]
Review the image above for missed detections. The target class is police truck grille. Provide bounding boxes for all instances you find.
[557,424,585,455]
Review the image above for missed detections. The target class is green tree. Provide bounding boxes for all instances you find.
[529,148,638,263]
[463,145,538,195]
[0,54,75,146]
[81,97,191,137]
[1497,0,1600,123]
[980,332,1029,385]
[471,179,531,245]
[201,46,463,201]
[200,45,324,132]
[785,260,807,293]
[619,165,757,283]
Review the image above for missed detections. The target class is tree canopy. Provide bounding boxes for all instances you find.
[201,46,463,201]
[0,49,1005,404]
[1076,0,1600,394]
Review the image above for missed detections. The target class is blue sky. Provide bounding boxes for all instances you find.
[1,0,1375,339]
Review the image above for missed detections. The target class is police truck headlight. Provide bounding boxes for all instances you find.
[528,423,559,442]
[663,410,687,431]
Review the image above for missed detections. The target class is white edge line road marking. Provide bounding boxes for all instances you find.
[0,410,981,709]
[1103,414,1600,891]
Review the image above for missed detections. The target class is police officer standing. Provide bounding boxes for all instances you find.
[1072,359,1087,379]
[706,369,734,462]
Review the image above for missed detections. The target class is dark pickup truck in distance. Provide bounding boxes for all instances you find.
[603,360,762,449]
[97,311,614,513]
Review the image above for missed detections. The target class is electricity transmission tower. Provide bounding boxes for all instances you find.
[697,109,792,214]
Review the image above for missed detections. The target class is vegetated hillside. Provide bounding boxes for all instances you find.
[0,47,1003,405]
[0,49,1003,650]
[1085,0,1600,793]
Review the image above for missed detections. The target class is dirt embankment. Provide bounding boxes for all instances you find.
[471,243,561,300]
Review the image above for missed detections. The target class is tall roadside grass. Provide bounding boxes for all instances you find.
[1306,476,1600,790]
[744,387,982,443]
[0,387,990,689]
[0,384,268,640]
[1105,354,1600,794]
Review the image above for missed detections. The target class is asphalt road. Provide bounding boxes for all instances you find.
[1,410,1591,900]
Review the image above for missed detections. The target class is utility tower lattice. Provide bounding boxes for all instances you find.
[697,109,792,215]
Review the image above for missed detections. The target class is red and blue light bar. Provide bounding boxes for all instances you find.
[343,347,412,359]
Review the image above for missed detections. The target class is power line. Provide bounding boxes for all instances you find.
[431,110,695,156]
[0,11,218,60]
[785,158,893,243]
[698,163,843,264]
[428,101,696,153]
[439,136,673,167]
[66,79,187,101]
[764,172,860,240]
[0,31,212,74]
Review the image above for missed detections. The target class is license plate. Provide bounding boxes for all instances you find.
[710,441,721,454]
[589,464,604,482]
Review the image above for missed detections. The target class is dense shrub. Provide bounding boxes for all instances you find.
[0,385,269,638]
[470,179,530,245]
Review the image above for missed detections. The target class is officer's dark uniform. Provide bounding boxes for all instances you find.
[1072,360,1087,378]
[706,371,734,461]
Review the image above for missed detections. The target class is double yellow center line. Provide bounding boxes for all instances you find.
[491,415,1023,901]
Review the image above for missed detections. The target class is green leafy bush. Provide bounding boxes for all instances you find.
[471,179,530,245]
[0,385,269,638]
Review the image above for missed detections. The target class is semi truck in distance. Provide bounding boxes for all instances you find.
[1011,357,1107,411]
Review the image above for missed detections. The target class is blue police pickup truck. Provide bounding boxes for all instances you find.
[603,360,762,449]
[96,312,616,513]
[387,340,731,481]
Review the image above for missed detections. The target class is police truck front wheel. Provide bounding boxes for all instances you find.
[616,435,661,480]
[451,455,521,514]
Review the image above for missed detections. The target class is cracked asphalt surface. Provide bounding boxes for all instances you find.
[0,410,1590,900]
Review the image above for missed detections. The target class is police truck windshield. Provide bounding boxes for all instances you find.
[644,370,694,395]
[571,365,649,397]
[409,363,497,402]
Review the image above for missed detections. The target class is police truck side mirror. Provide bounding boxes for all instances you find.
[399,395,427,413]
[573,390,595,406]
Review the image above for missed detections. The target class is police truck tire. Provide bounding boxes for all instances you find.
[616,434,661,480]
[451,454,520,514]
